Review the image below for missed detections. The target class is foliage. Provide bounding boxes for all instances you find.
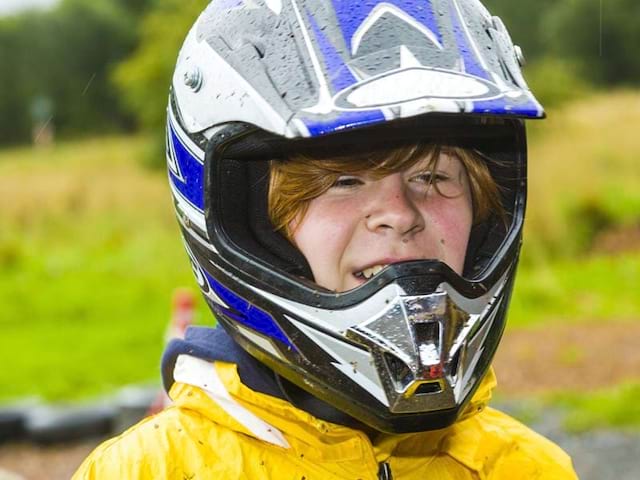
[0,0,153,145]
[510,252,640,328]
[551,383,640,432]
[510,90,640,325]
[0,135,208,401]
[483,0,556,62]
[112,0,209,167]
[523,57,592,109]
[487,0,640,87]
[112,0,209,133]
[545,0,640,86]
[524,90,640,260]
[3,0,640,149]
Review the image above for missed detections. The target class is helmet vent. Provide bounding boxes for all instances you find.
[414,321,441,367]
[449,348,462,381]
[413,321,440,345]
[384,353,414,391]
[414,382,442,395]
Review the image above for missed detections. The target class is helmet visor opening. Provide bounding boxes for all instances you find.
[207,116,526,304]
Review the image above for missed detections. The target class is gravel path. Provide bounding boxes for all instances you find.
[494,322,640,395]
[552,430,640,480]
[0,440,99,480]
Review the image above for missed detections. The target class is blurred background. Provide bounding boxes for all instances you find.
[0,0,638,478]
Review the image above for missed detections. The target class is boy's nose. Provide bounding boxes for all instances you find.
[365,175,425,237]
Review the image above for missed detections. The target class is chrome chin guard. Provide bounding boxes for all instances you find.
[209,257,517,434]
[347,281,505,416]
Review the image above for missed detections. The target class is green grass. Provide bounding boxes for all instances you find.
[494,383,640,433]
[509,251,640,328]
[0,136,209,402]
[551,383,640,433]
[524,90,640,259]
[0,223,204,400]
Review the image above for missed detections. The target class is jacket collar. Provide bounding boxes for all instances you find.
[170,350,498,466]
[163,326,396,430]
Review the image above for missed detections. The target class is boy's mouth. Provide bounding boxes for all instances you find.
[352,256,427,281]
[354,264,387,280]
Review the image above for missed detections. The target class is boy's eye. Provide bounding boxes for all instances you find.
[411,171,449,184]
[331,176,363,188]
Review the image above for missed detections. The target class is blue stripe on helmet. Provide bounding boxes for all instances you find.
[331,0,442,51]
[472,97,543,118]
[302,6,387,136]
[203,270,294,349]
[302,109,387,137]
[307,11,357,93]
[168,122,205,211]
[448,0,489,81]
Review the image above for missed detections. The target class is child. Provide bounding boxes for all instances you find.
[75,1,577,478]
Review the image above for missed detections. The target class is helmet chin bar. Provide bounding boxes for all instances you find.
[346,278,506,414]
[248,260,512,428]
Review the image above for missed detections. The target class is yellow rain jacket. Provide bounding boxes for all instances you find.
[74,354,577,479]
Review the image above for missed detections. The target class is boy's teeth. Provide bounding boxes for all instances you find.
[361,264,386,279]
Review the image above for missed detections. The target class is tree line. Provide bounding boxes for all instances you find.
[0,0,637,147]
[0,0,153,145]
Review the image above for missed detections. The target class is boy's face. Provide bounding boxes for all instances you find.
[292,152,473,292]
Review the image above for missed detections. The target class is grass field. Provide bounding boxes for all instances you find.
[0,136,208,400]
[1,91,638,404]
[552,383,640,433]
[510,90,640,325]
[511,252,640,327]
[497,382,640,434]
[524,90,640,259]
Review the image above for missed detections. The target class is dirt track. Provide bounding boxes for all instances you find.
[494,321,640,396]
[0,441,97,480]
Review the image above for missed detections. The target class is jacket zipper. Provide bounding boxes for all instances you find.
[378,462,393,480]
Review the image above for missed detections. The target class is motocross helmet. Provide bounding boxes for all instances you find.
[167,0,543,433]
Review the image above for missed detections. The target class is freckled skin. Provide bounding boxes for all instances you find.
[292,153,473,292]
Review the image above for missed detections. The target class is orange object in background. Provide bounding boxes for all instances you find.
[148,289,196,416]
[165,288,196,342]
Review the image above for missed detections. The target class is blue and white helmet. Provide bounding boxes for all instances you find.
[167,0,543,433]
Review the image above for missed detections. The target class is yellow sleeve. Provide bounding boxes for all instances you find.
[72,398,247,480]
[72,404,226,479]
[72,414,174,479]
[482,408,578,480]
